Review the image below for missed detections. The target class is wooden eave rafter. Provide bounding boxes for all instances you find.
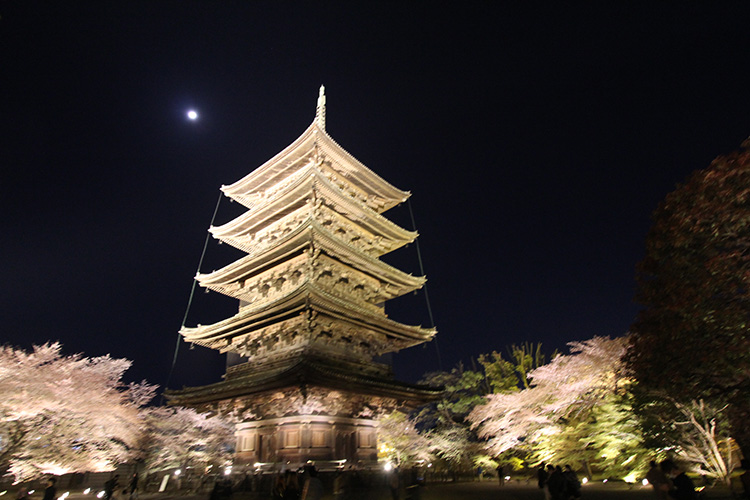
[198,218,425,298]
[221,121,410,213]
[165,356,442,407]
[211,167,416,252]
[180,281,436,346]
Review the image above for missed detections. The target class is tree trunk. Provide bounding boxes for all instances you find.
[0,420,27,480]
[581,459,593,479]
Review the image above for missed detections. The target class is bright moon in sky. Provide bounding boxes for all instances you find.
[187,110,198,120]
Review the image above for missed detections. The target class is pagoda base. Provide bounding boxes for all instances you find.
[235,414,378,466]
[165,356,442,468]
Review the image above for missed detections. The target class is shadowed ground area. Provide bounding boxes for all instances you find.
[329,480,733,500]
[413,481,653,500]
[40,478,738,500]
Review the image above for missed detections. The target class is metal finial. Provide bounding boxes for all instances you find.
[315,85,326,129]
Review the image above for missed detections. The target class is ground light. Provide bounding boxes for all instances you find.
[83,489,91,494]
[384,463,393,472]
[158,475,169,492]
[581,477,588,484]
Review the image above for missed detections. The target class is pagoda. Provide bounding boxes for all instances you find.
[167,87,439,467]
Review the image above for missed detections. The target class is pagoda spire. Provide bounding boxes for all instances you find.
[315,85,326,129]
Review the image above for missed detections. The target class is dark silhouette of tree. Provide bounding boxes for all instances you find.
[627,139,750,456]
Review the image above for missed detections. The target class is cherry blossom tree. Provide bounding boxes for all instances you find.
[0,343,155,481]
[414,343,554,474]
[468,336,648,478]
[141,407,234,475]
[377,412,433,466]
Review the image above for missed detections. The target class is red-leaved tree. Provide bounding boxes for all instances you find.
[627,139,750,456]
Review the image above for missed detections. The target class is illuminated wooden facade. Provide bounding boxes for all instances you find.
[167,87,439,467]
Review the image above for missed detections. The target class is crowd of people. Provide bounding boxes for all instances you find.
[537,464,581,500]
[269,465,323,500]
[645,460,700,500]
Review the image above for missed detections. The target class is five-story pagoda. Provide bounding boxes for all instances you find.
[167,87,439,467]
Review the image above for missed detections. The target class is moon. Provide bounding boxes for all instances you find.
[187,110,198,120]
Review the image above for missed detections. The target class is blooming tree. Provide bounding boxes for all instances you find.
[0,343,155,481]
[377,412,433,466]
[413,343,553,473]
[468,336,648,477]
[140,406,234,475]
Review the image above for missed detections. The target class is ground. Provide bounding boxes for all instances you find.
[406,481,655,500]
[124,480,734,500]
[10,478,738,500]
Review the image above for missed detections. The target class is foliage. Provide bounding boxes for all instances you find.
[0,343,155,481]
[472,454,499,471]
[647,398,737,485]
[417,363,487,429]
[417,343,552,428]
[469,336,648,478]
[480,342,552,391]
[415,343,553,472]
[675,400,737,484]
[627,141,750,452]
[141,407,234,474]
[427,424,479,469]
[476,353,518,394]
[527,391,648,478]
[413,366,486,471]
[377,412,433,466]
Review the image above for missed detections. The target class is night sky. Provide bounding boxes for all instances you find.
[4,3,750,394]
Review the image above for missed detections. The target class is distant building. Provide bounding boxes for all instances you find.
[167,87,439,468]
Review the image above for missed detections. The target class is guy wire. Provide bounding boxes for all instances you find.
[407,198,442,371]
[163,192,223,396]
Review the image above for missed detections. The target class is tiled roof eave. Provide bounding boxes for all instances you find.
[222,122,410,211]
[211,168,417,246]
[180,283,436,344]
[165,357,442,407]
[198,219,425,293]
